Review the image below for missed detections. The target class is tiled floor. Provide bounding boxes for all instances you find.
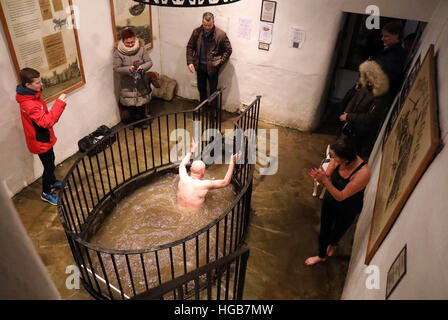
[12,97,354,300]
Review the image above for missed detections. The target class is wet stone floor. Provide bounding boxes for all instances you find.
[12,96,354,300]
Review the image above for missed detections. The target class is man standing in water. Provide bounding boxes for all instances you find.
[177,139,237,212]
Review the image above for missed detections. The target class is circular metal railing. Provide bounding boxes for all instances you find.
[57,91,260,299]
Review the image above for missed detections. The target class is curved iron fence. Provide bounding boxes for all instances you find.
[57,90,261,299]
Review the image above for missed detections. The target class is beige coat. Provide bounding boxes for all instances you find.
[113,39,153,107]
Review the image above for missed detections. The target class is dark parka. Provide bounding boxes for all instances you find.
[344,60,392,155]
[186,26,232,76]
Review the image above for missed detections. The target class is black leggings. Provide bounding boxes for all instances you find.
[38,148,56,194]
[318,196,361,258]
[128,106,146,123]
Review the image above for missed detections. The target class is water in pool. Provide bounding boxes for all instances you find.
[87,164,238,298]
[90,164,236,251]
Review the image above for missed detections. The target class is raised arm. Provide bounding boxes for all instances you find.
[310,164,370,202]
[179,138,198,178]
[25,98,66,129]
[208,154,237,190]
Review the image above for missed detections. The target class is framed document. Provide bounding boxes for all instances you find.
[386,245,407,299]
[365,45,440,264]
[258,42,269,51]
[110,0,153,50]
[0,0,86,102]
[260,0,277,23]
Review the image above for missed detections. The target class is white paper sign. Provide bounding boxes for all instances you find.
[289,26,305,48]
[237,18,252,40]
[259,22,273,44]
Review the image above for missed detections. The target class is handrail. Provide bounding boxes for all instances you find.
[131,246,250,300]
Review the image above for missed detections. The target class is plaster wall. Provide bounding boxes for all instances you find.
[0,0,161,196]
[156,0,438,131]
[342,0,448,299]
[0,0,439,196]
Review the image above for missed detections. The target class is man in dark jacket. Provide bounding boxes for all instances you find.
[374,21,407,96]
[186,12,232,106]
[16,68,68,205]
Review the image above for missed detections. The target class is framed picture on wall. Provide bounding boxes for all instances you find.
[110,0,153,50]
[386,245,407,299]
[365,45,440,265]
[0,0,86,102]
[258,42,270,51]
[260,0,276,23]
[384,55,422,144]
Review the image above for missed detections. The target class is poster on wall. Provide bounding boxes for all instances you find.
[289,26,305,49]
[110,0,153,50]
[0,0,85,102]
[259,22,273,44]
[365,45,440,265]
[237,18,252,40]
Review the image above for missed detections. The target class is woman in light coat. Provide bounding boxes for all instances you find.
[113,28,153,125]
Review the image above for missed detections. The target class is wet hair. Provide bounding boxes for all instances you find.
[382,21,403,40]
[330,137,357,164]
[20,68,40,86]
[120,28,136,40]
[202,12,214,22]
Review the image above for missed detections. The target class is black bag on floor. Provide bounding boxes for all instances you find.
[78,125,116,157]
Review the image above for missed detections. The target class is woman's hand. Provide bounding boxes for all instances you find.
[129,65,136,73]
[339,112,348,122]
[309,167,329,185]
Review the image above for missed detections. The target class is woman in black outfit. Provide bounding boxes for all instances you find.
[306,138,371,266]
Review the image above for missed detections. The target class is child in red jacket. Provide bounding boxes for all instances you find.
[16,68,68,205]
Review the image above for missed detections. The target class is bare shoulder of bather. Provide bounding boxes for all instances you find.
[177,139,237,212]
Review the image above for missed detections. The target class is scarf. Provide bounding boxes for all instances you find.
[117,38,140,55]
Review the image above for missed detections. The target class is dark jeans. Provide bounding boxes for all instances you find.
[197,63,218,103]
[38,148,56,194]
[197,63,219,128]
[318,196,360,258]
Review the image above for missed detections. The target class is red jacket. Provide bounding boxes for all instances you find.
[16,86,66,154]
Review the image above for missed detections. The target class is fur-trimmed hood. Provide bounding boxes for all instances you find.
[359,60,390,97]
[113,38,145,50]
